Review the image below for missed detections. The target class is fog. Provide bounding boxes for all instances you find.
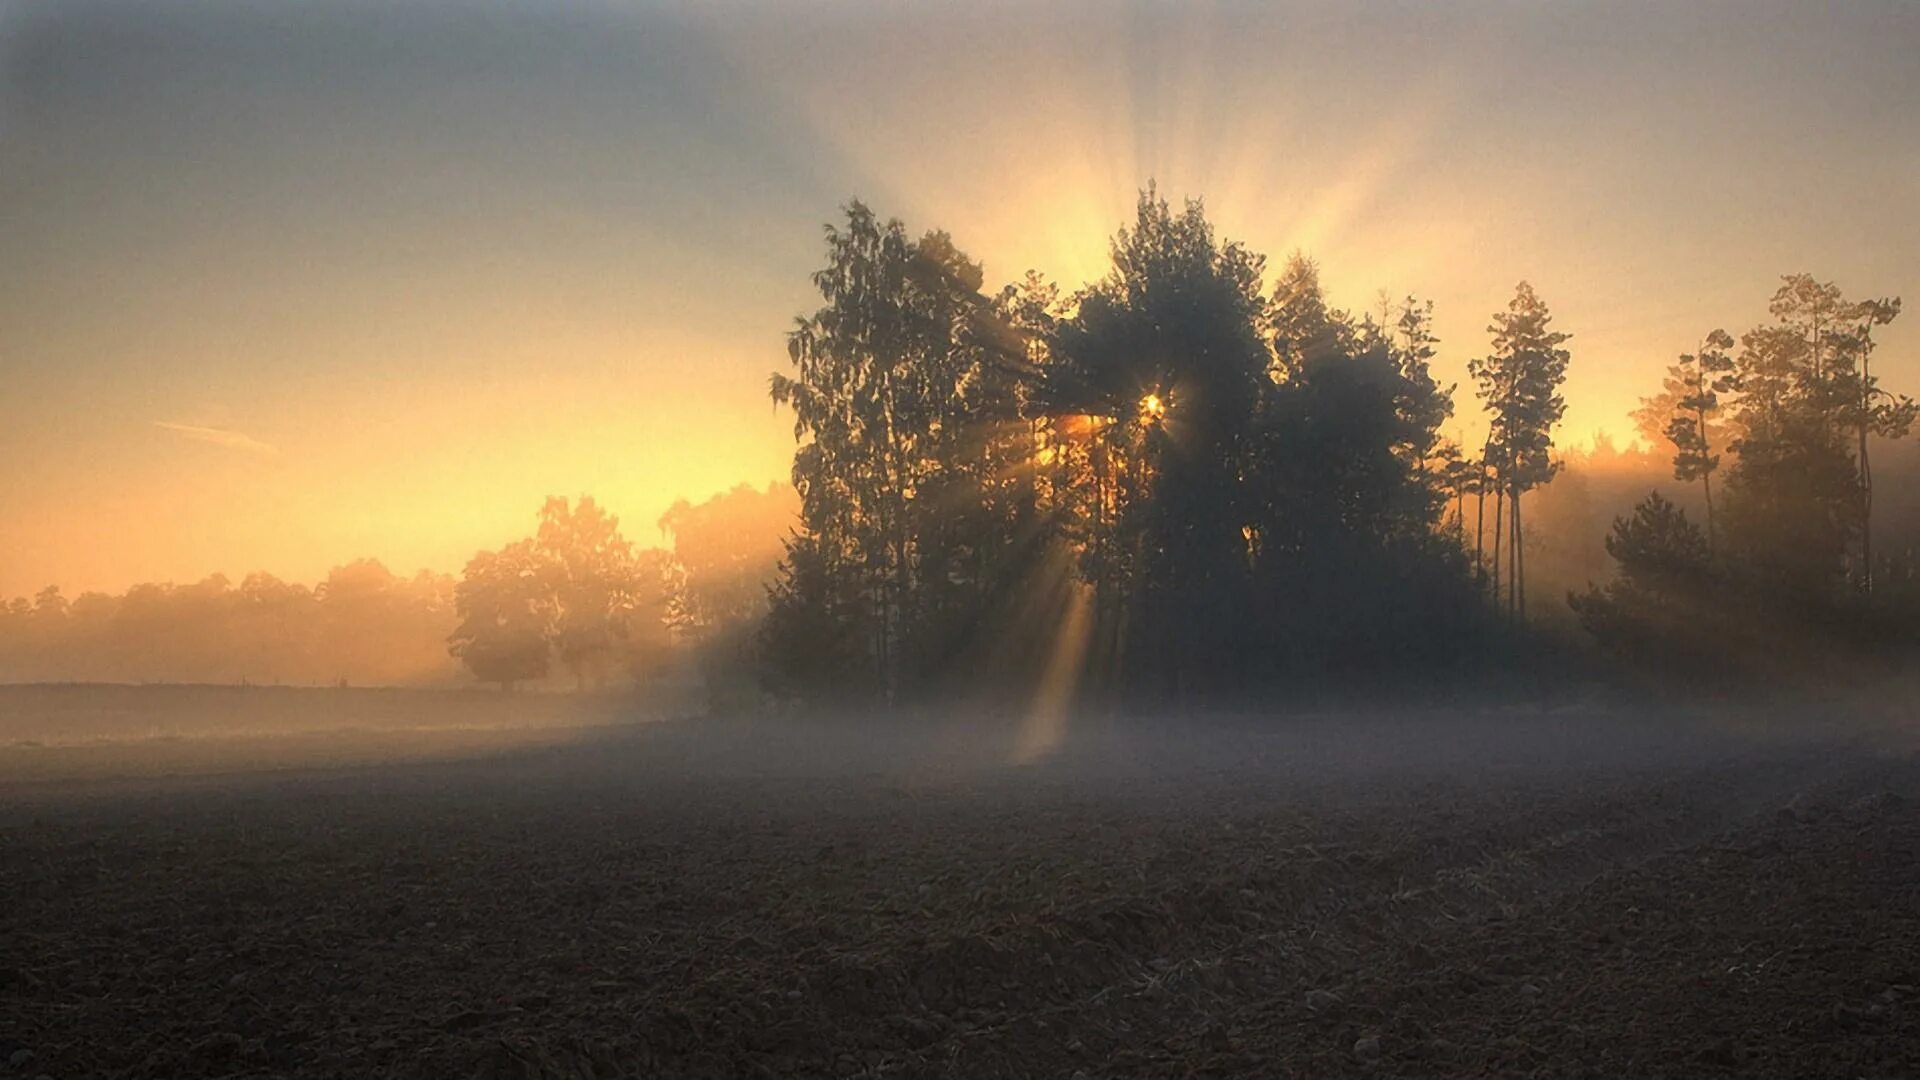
[4,677,1906,794]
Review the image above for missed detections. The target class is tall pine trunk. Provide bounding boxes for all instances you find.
[1474,486,1486,579]
[1511,488,1526,621]
[1490,480,1504,609]
[1506,487,1516,618]
[1860,402,1874,595]
[1702,471,1716,556]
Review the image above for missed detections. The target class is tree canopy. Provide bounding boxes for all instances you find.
[764,191,1499,704]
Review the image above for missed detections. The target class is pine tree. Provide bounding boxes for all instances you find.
[1470,282,1571,619]
[1719,276,1912,600]
[1653,330,1735,552]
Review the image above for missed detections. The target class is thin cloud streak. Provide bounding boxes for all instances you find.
[153,421,278,456]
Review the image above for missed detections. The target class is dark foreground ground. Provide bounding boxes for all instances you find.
[4,694,1920,1078]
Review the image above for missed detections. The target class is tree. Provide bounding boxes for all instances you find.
[761,192,1499,704]
[234,572,316,683]
[1840,296,1914,593]
[448,541,552,691]
[1268,252,1358,380]
[659,483,799,636]
[769,201,1033,700]
[32,585,68,620]
[1471,282,1571,619]
[1043,189,1271,694]
[1600,492,1713,590]
[1717,275,1911,601]
[625,548,682,683]
[535,496,647,690]
[760,533,868,700]
[1381,294,1457,489]
[1648,329,1735,551]
[444,496,670,691]
[1582,274,1919,682]
[1569,493,1721,675]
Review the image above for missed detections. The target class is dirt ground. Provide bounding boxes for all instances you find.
[3,694,1919,1078]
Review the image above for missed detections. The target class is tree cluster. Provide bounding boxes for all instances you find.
[2,484,799,694]
[448,486,797,691]
[1575,276,1918,681]
[764,190,1574,704]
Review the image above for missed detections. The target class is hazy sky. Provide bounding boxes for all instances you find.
[3,0,1918,597]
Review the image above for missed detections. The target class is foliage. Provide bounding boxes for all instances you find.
[0,565,459,686]
[449,497,677,690]
[658,483,799,636]
[1578,276,1919,684]
[1474,282,1571,498]
[767,201,1041,700]
[1468,282,1573,617]
[765,192,1487,704]
[1717,276,1914,599]
[448,540,554,691]
[1568,494,1725,677]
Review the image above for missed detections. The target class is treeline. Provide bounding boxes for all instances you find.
[0,483,797,691]
[9,193,1915,701]
[757,190,1920,703]
[0,562,460,686]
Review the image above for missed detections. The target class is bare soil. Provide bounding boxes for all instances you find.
[3,693,1918,1078]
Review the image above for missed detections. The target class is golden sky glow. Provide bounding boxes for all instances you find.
[3,1,1918,596]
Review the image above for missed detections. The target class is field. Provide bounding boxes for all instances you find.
[4,687,1919,1077]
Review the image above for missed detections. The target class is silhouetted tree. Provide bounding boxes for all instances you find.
[1471,282,1571,619]
[1839,296,1914,593]
[1645,330,1735,551]
[1717,276,1912,601]
[1577,275,1920,683]
[1044,190,1271,694]
[1570,493,1722,675]
[760,533,868,700]
[758,191,1501,704]
[769,201,1035,700]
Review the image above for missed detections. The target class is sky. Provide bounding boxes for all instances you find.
[3,0,1918,597]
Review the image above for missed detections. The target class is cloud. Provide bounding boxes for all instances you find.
[153,421,279,456]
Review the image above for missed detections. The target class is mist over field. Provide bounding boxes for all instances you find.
[7,1,1920,1076]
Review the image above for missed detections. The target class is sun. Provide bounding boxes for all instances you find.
[1139,392,1167,426]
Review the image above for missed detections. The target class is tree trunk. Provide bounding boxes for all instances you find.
[1505,487,1516,618]
[1490,482,1504,609]
[1696,402,1717,556]
[1474,486,1486,578]
[1861,406,1874,595]
[1702,471,1716,556]
[1512,488,1526,621]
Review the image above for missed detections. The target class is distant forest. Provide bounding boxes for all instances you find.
[0,484,796,692]
[6,190,1920,699]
